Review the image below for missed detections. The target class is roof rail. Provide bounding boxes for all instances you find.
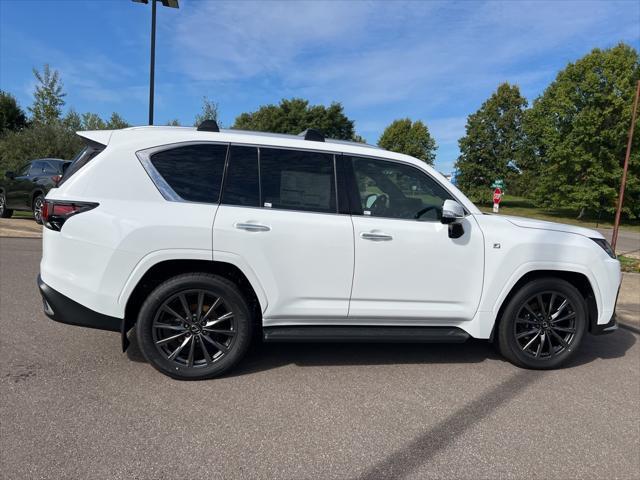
[299,128,325,142]
[197,120,220,132]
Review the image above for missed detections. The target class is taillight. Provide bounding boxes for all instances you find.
[42,200,98,231]
[51,175,61,186]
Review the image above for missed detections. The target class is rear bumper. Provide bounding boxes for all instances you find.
[38,274,121,332]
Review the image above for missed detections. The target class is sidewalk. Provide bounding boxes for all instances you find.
[0,218,42,238]
[617,273,640,330]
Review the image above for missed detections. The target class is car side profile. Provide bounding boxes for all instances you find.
[0,158,70,223]
[37,122,621,379]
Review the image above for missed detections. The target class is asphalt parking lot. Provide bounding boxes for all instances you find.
[1,237,639,480]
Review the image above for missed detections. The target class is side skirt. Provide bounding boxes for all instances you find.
[263,325,469,343]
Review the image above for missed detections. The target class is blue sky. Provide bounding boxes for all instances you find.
[1,0,638,173]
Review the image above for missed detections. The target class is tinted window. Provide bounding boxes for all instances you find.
[42,161,60,174]
[31,161,47,173]
[260,148,336,213]
[222,146,260,207]
[350,157,453,221]
[150,144,227,203]
[17,163,30,176]
[59,146,104,187]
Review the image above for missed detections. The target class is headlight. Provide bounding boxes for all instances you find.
[591,238,616,259]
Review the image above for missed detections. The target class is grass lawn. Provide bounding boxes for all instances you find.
[618,255,640,273]
[478,195,640,233]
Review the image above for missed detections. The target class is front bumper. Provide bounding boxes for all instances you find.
[38,274,121,332]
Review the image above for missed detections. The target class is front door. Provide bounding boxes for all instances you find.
[6,162,32,209]
[346,156,484,323]
[213,145,354,324]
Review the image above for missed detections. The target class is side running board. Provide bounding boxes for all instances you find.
[263,326,469,343]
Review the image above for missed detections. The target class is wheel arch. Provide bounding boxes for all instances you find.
[491,269,598,341]
[121,258,265,351]
[31,189,44,206]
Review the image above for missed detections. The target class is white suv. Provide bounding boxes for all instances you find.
[38,121,621,379]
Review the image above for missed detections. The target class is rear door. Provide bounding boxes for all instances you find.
[213,145,354,323]
[346,155,484,323]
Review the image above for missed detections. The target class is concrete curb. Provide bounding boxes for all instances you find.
[619,322,640,335]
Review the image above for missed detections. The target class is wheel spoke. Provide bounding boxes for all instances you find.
[551,312,575,324]
[516,328,539,339]
[154,323,186,332]
[203,328,235,336]
[168,335,191,360]
[202,334,229,353]
[204,311,234,327]
[155,331,186,345]
[522,332,541,352]
[187,336,196,367]
[201,297,222,322]
[537,295,546,317]
[534,333,544,357]
[551,299,568,319]
[179,293,191,318]
[548,293,556,316]
[549,329,570,349]
[162,305,188,324]
[196,291,205,321]
[199,336,212,364]
[551,325,575,333]
[545,332,553,356]
[516,317,537,325]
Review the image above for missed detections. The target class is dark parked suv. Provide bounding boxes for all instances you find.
[0,158,70,223]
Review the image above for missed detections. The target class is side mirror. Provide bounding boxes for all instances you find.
[5,171,15,179]
[441,199,464,224]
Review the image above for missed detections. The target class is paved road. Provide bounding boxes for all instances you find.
[1,238,639,480]
[597,228,640,258]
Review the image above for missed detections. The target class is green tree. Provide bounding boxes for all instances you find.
[166,119,181,126]
[194,97,219,126]
[81,112,106,131]
[455,82,528,203]
[106,112,130,129]
[29,64,66,124]
[524,43,640,218]
[233,98,356,140]
[0,91,28,135]
[378,118,437,164]
[63,109,82,131]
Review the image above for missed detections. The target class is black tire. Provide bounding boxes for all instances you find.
[498,277,587,369]
[136,273,253,380]
[0,192,12,218]
[33,194,45,224]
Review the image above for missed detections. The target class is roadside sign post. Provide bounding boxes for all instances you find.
[493,187,502,213]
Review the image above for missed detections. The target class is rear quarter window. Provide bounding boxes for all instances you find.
[149,144,228,203]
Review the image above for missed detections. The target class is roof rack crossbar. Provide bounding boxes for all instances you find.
[299,128,325,142]
[197,120,220,132]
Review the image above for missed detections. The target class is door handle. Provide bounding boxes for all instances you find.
[360,231,393,241]
[235,222,271,232]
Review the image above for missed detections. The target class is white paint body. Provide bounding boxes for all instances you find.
[40,127,621,339]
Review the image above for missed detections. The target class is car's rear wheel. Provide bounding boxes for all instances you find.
[136,273,253,380]
[498,278,587,369]
[0,192,13,218]
[33,195,45,224]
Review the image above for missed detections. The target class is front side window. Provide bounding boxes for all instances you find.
[18,163,31,176]
[150,144,227,203]
[350,156,453,221]
[260,148,336,213]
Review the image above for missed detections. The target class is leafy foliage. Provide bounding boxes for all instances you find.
[0,91,28,135]
[378,118,437,165]
[29,65,66,124]
[524,43,640,218]
[233,98,357,140]
[455,83,528,203]
[194,97,219,127]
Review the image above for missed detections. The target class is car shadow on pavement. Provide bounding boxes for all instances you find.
[125,328,636,376]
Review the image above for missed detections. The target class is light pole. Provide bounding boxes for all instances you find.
[132,0,179,125]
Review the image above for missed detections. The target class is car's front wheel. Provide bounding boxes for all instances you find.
[136,273,253,380]
[498,278,587,369]
[0,192,13,218]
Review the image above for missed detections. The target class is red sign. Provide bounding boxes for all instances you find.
[493,188,502,204]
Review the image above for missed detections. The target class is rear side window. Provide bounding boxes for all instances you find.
[150,144,227,203]
[260,148,336,213]
[222,146,260,207]
[59,145,104,187]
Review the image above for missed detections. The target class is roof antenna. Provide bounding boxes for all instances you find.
[299,128,325,142]
[197,120,220,132]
